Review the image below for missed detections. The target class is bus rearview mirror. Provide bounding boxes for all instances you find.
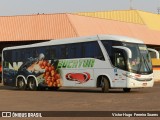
[112,46,132,59]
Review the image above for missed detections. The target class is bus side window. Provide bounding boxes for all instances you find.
[28,47,45,60]
[21,49,25,61]
[93,42,104,60]
[82,42,93,58]
[46,47,50,59]
[12,51,16,62]
[68,43,82,59]
[60,45,68,59]
[32,48,37,58]
[48,47,57,60]
[25,48,33,60]
[4,50,12,62]
[16,49,25,62]
[13,50,22,62]
[37,47,45,57]
[82,41,104,60]
[68,45,76,59]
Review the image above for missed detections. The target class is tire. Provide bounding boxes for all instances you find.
[17,77,26,90]
[101,77,110,93]
[28,78,37,91]
[123,88,131,92]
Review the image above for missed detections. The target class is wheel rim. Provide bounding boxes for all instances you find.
[101,79,105,91]
[29,80,35,89]
[17,78,25,90]
[19,80,24,88]
[101,79,104,88]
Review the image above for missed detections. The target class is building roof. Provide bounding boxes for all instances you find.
[77,10,145,24]
[0,11,160,45]
[0,14,77,41]
[68,14,160,45]
[76,10,160,31]
[137,10,160,31]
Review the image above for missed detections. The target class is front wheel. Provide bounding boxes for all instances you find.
[101,77,110,93]
[28,78,37,91]
[123,88,131,92]
[17,77,26,90]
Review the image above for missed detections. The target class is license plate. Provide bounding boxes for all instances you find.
[143,83,147,86]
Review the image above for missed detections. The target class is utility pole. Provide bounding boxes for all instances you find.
[158,7,160,14]
[158,0,160,14]
[130,0,133,10]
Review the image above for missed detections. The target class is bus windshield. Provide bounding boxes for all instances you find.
[123,43,153,74]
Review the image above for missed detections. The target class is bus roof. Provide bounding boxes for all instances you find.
[3,34,144,50]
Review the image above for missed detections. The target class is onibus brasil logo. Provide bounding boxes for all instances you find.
[1,112,42,118]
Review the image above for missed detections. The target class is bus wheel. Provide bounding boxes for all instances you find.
[101,77,109,93]
[28,78,37,91]
[123,88,131,92]
[17,77,26,90]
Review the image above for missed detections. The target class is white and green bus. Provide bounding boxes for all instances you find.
[2,35,154,92]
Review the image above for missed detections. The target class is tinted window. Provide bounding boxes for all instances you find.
[82,41,104,60]
[3,50,12,62]
[46,46,57,60]
[59,45,68,59]
[25,48,33,60]
[102,40,122,64]
[3,41,104,62]
[68,43,82,59]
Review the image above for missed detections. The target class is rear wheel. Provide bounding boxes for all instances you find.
[123,88,131,92]
[101,77,110,93]
[17,77,26,90]
[28,78,37,91]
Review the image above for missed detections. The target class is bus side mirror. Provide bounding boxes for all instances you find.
[148,48,159,59]
[113,46,132,59]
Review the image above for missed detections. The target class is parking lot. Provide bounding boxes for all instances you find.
[0,82,160,111]
[0,82,160,120]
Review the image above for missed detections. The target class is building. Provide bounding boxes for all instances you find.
[76,10,160,80]
[0,10,160,80]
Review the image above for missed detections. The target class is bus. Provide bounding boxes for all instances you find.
[2,35,154,92]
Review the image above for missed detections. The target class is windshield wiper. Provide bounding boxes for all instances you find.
[141,55,151,73]
[137,58,142,74]
[130,69,138,73]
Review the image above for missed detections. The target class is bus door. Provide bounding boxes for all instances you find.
[113,50,127,87]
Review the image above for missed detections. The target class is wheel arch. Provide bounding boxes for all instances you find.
[96,74,112,88]
[16,75,27,86]
[27,75,38,87]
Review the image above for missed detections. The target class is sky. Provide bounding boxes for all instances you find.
[0,0,160,16]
